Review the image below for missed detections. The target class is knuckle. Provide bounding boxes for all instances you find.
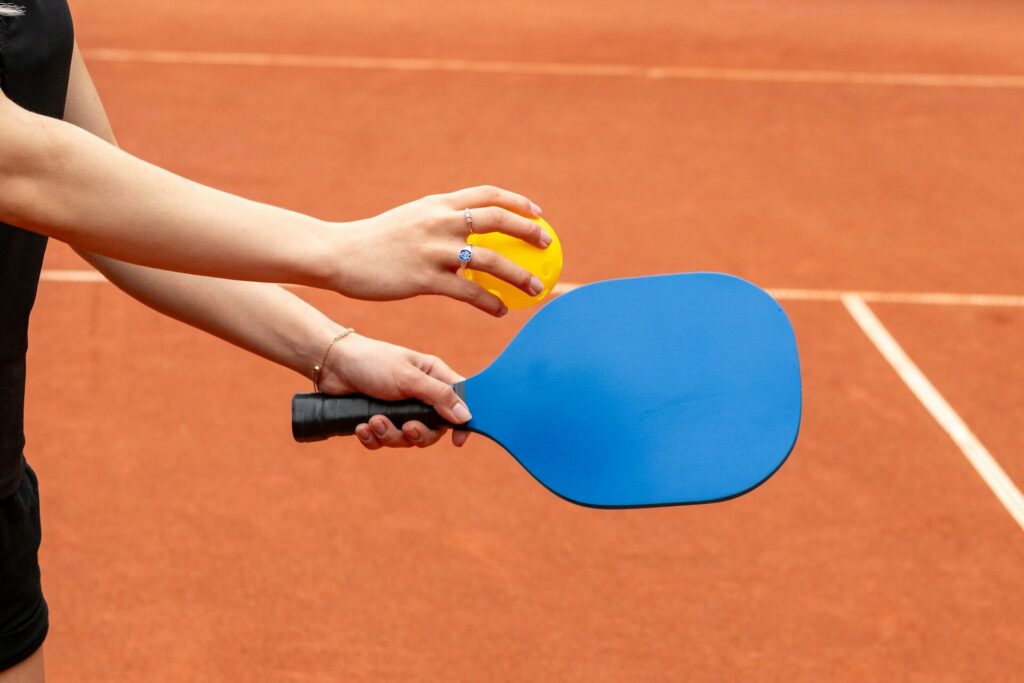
[430,207,453,228]
[420,270,441,293]
[448,277,473,302]
[394,370,418,396]
[473,286,491,305]
[408,274,431,298]
[482,185,500,203]
[471,248,493,268]
[459,280,490,309]
[428,355,451,376]
[449,272,471,291]
[421,194,444,210]
[431,243,453,264]
[448,284,470,304]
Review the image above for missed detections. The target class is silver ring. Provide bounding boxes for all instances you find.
[457,244,473,266]
[464,208,474,233]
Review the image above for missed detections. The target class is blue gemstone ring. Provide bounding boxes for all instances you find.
[458,244,474,265]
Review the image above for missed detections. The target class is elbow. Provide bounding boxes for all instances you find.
[0,167,50,232]
[0,160,41,230]
[0,100,51,176]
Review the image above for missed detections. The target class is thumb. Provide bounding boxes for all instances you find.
[400,367,472,425]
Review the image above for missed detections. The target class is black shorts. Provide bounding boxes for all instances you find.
[0,462,48,671]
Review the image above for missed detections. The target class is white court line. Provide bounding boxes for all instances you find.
[769,288,1024,307]
[38,268,1024,527]
[42,271,1024,308]
[84,48,1024,90]
[552,282,1024,307]
[843,294,1024,533]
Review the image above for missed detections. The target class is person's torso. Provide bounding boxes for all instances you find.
[0,0,75,497]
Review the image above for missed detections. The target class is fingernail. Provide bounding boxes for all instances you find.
[452,401,472,423]
[357,426,372,443]
[540,231,553,247]
[497,305,509,317]
[529,201,543,216]
[406,425,421,442]
[529,276,544,295]
[371,418,387,437]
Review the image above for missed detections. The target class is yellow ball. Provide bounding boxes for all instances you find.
[465,217,563,309]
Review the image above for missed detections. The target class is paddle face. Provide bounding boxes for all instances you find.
[461,273,801,507]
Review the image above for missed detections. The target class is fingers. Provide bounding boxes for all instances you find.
[355,416,447,449]
[397,367,473,425]
[443,185,543,219]
[355,418,399,450]
[434,275,508,317]
[402,420,447,447]
[407,353,469,448]
[465,246,544,298]
[464,207,552,248]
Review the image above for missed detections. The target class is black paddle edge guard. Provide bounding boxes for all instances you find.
[292,384,465,442]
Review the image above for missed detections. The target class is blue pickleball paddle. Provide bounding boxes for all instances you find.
[293,273,801,508]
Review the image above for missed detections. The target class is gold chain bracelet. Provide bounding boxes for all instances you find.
[312,328,355,392]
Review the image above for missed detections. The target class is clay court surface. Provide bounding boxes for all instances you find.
[22,1,1024,680]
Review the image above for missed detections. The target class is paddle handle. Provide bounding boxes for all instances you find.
[292,392,455,442]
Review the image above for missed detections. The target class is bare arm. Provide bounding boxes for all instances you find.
[0,50,551,313]
[1,65,331,287]
[63,45,331,378]
[62,44,470,446]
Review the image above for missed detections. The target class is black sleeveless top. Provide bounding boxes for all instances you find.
[0,2,74,497]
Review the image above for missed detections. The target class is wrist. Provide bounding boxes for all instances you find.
[300,322,363,394]
[295,218,346,290]
[287,311,344,378]
[311,328,357,392]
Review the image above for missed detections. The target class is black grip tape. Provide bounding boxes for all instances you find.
[292,392,457,442]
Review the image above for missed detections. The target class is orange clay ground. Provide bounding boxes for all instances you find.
[23,1,1024,680]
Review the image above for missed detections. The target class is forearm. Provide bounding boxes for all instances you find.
[0,99,335,287]
[80,250,340,378]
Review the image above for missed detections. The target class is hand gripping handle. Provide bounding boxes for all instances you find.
[291,392,460,442]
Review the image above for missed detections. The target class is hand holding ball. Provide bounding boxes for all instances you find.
[465,217,564,309]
